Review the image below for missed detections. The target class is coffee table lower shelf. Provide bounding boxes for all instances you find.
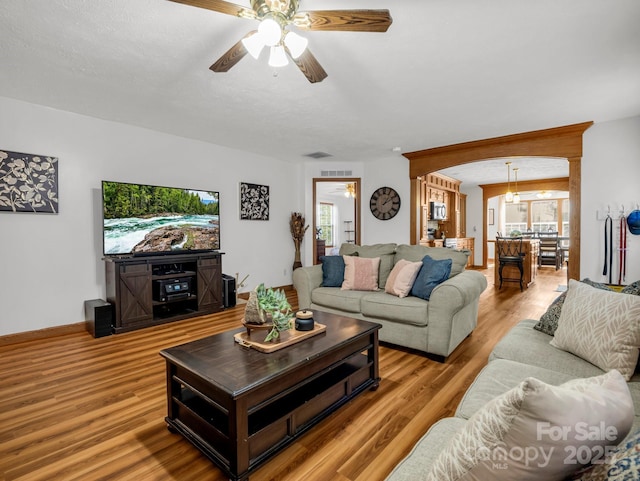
[160,316,380,481]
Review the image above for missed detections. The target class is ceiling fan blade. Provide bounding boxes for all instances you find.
[168,0,255,19]
[210,32,255,72]
[290,49,328,84]
[294,9,392,32]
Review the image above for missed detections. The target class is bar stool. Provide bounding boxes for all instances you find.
[496,236,525,291]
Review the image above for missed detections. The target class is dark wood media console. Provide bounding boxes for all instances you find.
[105,252,224,333]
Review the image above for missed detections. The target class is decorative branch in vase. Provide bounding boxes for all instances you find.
[290,212,309,271]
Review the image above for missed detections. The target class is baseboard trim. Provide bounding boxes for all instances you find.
[0,322,87,347]
[237,284,294,299]
[0,284,296,347]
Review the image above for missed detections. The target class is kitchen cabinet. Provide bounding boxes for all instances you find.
[419,173,467,244]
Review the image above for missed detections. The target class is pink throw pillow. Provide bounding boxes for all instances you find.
[385,259,423,297]
[342,256,380,291]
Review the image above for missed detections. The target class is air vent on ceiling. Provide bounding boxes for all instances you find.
[320,170,353,177]
[305,151,333,159]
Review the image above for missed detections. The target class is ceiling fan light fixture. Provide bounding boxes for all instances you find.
[284,31,308,59]
[242,31,266,59]
[268,45,289,67]
[258,17,282,46]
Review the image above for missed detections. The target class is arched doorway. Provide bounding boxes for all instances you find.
[403,122,593,280]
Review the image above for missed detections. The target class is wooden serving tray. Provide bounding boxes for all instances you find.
[234,323,327,353]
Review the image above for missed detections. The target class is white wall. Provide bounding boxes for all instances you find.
[0,96,301,336]
[581,115,640,283]
[302,154,410,266]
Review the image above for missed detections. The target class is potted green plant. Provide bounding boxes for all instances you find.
[246,283,293,342]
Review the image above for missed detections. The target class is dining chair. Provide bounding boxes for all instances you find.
[538,231,561,270]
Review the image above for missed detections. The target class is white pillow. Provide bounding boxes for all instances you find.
[384,259,422,298]
[426,369,633,481]
[551,279,640,380]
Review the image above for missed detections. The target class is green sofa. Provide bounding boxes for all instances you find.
[386,275,640,480]
[292,243,487,359]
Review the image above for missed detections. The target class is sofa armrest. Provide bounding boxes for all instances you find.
[292,265,323,309]
[428,270,487,326]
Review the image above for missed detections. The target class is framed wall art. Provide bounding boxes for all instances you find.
[488,208,495,225]
[240,182,269,220]
[0,149,59,214]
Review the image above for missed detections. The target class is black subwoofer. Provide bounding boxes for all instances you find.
[84,299,113,338]
[222,274,236,308]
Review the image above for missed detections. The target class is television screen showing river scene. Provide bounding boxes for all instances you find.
[102,181,220,255]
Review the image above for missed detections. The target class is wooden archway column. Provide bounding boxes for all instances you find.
[403,122,592,281]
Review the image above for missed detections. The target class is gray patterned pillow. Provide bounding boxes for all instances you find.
[622,280,640,296]
[534,279,613,336]
[426,370,633,481]
[551,279,640,380]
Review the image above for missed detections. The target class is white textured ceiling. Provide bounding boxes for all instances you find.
[1,0,639,183]
[438,157,569,187]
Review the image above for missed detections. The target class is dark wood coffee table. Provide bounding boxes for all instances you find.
[159,310,381,481]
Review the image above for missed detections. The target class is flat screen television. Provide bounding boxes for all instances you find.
[102,180,220,256]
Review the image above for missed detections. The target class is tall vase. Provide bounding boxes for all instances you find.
[293,239,302,270]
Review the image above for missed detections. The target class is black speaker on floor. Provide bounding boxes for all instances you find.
[84,299,113,338]
[222,274,236,308]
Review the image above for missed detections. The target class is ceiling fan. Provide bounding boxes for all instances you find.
[330,182,357,197]
[168,0,392,83]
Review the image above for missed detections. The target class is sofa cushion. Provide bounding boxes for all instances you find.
[340,243,397,287]
[534,278,614,336]
[490,319,613,379]
[456,359,576,420]
[427,370,634,481]
[384,417,467,481]
[385,259,423,298]
[551,279,640,380]
[319,255,345,287]
[342,255,380,291]
[360,292,429,326]
[411,255,452,301]
[570,428,640,480]
[394,244,468,278]
[459,360,640,435]
[311,287,364,313]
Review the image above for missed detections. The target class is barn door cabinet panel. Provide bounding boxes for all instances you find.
[197,256,223,311]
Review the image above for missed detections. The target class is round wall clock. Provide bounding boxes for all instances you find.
[370,186,401,220]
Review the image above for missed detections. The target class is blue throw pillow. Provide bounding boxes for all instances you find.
[320,256,345,287]
[411,255,452,300]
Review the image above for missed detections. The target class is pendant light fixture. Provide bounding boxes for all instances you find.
[512,167,520,204]
[505,161,514,203]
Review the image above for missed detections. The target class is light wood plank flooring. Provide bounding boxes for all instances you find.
[0,266,566,481]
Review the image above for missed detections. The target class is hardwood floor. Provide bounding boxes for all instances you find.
[0,266,566,481]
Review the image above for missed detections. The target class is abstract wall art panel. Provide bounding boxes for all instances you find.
[240,182,269,220]
[0,150,59,214]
